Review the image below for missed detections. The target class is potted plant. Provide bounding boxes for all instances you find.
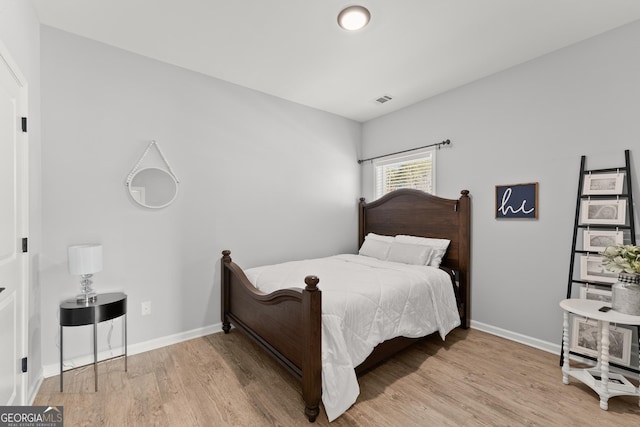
[602,245,640,315]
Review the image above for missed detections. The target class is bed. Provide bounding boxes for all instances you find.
[220,189,471,422]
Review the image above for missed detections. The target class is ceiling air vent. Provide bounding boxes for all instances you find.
[375,95,393,104]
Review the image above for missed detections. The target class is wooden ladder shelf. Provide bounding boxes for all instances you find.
[562,149,638,373]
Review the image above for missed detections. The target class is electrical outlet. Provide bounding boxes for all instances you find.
[141,301,151,316]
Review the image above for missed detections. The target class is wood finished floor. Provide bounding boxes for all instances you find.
[35,328,640,426]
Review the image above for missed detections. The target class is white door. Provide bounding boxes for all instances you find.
[0,42,28,406]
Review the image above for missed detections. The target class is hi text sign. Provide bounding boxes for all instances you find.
[495,182,538,219]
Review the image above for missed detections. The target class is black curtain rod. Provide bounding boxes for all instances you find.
[357,139,451,164]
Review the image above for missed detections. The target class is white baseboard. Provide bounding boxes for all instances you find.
[470,320,640,381]
[27,374,44,405]
[39,320,577,380]
[471,320,561,355]
[42,322,223,378]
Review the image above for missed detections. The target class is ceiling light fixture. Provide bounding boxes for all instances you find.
[337,6,371,31]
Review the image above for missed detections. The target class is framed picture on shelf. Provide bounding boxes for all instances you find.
[583,230,624,252]
[581,199,626,225]
[580,255,618,284]
[582,172,625,195]
[570,317,632,366]
[587,370,636,393]
[579,286,612,303]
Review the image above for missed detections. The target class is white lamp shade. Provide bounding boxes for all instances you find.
[68,244,103,275]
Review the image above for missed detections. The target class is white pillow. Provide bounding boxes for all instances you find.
[395,235,451,267]
[358,233,393,260]
[365,232,394,243]
[386,242,433,265]
[359,239,391,260]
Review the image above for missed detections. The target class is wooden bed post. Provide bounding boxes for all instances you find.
[457,190,471,329]
[221,250,231,334]
[302,275,321,422]
[358,197,367,247]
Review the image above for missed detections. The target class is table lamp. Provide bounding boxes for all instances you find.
[68,244,102,303]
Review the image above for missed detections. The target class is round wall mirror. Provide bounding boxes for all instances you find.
[128,167,178,209]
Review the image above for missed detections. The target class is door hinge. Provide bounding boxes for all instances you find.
[22,237,28,253]
[21,357,27,373]
[21,117,27,133]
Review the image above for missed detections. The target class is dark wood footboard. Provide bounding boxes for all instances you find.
[221,250,322,422]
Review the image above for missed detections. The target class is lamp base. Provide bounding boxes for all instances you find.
[77,291,97,304]
[77,274,97,304]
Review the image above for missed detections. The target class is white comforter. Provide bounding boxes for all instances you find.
[244,254,460,421]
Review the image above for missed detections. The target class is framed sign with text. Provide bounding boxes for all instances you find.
[495,182,538,219]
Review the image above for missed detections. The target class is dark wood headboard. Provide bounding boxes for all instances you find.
[358,189,471,327]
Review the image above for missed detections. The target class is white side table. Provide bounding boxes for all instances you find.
[560,298,640,410]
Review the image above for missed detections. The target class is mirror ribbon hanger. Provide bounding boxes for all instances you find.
[125,140,180,187]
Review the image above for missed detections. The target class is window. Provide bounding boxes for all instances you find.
[374,148,435,199]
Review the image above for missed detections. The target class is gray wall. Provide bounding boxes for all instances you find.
[39,26,361,369]
[0,0,42,401]
[362,20,640,348]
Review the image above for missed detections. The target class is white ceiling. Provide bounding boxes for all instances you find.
[32,0,640,122]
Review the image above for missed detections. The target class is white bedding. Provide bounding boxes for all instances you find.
[244,254,461,421]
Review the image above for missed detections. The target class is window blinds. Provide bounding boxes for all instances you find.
[374,150,434,199]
